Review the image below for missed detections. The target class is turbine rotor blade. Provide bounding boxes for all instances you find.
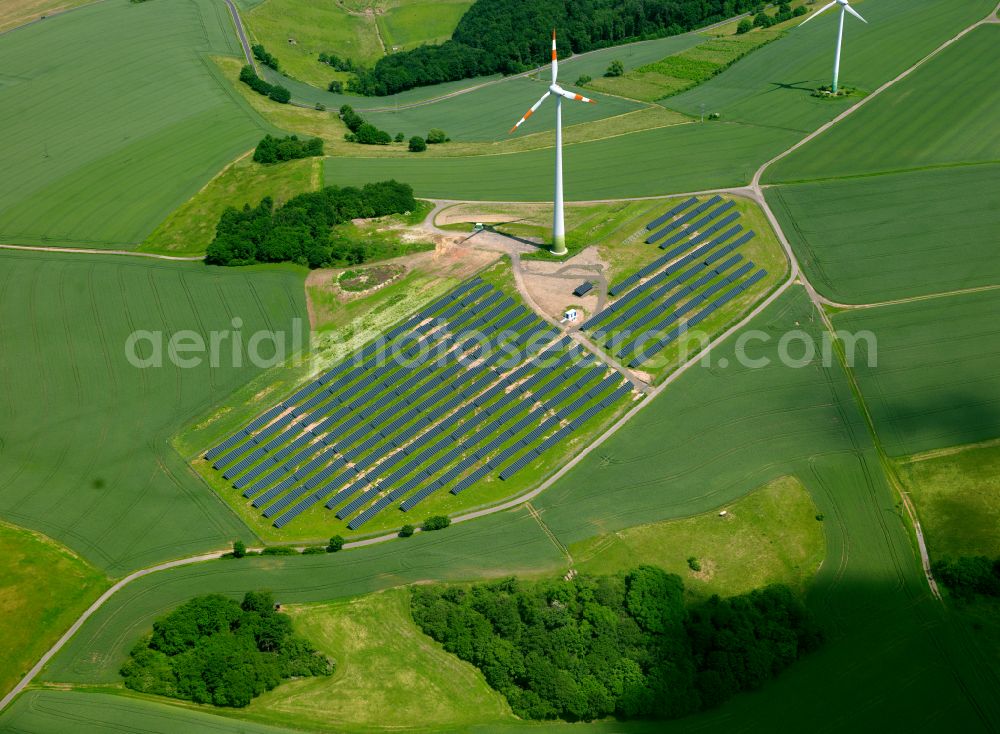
[798,0,837,25]
[509,91,551,133]
[552,85,596,104]
[843,3,867,23]
[552,29,558,83]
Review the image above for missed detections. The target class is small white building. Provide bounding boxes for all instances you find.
[562,308,578,323]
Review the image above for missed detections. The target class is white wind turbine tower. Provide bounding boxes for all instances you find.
[509,30,595,256]
[800,0,868,94]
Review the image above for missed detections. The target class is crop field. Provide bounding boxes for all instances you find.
[325,121,798,200]
[668,0,997,134]
[832,289,1000,458]
[0,0,271,249]
[362,76,642,143]
[766,164,1000,304]
[765,25,1000,183]
[141,156,321,256]
[247,589,512,731]
[0,0,93,33]
[0,691,302,734]
[571,476,824,598]
[0,521,106,698]
[898,441,1000,560]
[0,251,307,575]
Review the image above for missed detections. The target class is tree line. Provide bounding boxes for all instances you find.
[933,555,1000,601]
[239,65,291,104]
[253,134,324,164]
[204,180,417,268]
[346,0,762,96]
[411,566,822,722]
[120,591,332,707]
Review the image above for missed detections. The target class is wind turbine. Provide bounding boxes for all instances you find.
[801,0,867,94]
[509,30,595,256]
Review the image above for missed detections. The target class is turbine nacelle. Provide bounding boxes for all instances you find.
[800,0,867,25]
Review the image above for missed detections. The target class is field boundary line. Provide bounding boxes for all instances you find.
[0,244,202,261]
[820,283,1000,311]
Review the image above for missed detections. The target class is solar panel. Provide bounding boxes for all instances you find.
[450,464,492,495]
[246,404,285,433]
[645,196,699,231]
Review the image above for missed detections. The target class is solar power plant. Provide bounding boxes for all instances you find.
[581,202,767,364]
[203,278,635,530]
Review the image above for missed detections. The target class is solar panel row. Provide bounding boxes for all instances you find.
[628,267,768,367]
[645,196,698,231]
[645,195,723,244]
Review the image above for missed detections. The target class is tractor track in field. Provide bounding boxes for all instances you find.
[3,2,999,718]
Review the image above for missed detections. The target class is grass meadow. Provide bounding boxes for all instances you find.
[766,164,1000,304]
[246,0,473,89]
[898,441,1000,560]
[832,289,1000,458]
[141,156,322,256]
[378,0,474,52]
[571,476,824,598]
[248,589,513,731]
[0,251,307,575]
[0,521,107,698]
[765,24,1000,183]
[0,0,271,248]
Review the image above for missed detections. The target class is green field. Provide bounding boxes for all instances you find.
[766,164,1000,303]
[0,251,307,575]
[141,156,321,256]
[571,476,824,598]
[765,25,1000,182]
[833,289,1000,457]
[378,0,473,52]
[0,690,302,734]
[245,589,512,731]
[0,0,94,33]
[362,76,642,143]
[0,521,107,698]
[256,31,703,112]
[40,508,565,684]
[246,0,473,89]
[248,0,382,87]
[32,288,1000,731]
[898,442,1000,560]
[325,121,798,199]
[668,0,997,133]
[586,20,791,103]
[0,0,270,248]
